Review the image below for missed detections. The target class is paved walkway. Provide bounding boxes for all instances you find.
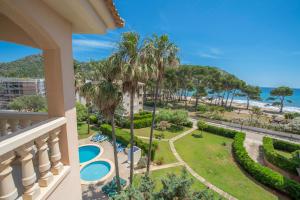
[169,119,238,200]
[135,162,184,174]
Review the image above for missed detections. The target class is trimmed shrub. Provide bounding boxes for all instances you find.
[168,124,184,132]
[200,122,300,199]
[122,117,153,129]
[134,112,153,120]
[233,133,300,199]
[263,137,300,175]
[89,114,98,124]
[199,122,237,139]
[273,139,300,153]
[100,124,158,160]
[156,109,191,127]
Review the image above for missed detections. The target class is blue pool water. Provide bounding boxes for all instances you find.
[80,161,111,181]
[78,145,100,164]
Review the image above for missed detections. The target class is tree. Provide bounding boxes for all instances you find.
[8,95,46,112]
[75,102,88,122]
[144,34,179,173]
[117,32,151,185]
[80,56,123,191]
[241,85,261,109]
[269,86,293,113]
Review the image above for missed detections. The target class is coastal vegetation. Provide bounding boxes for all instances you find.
[8,95,46,112]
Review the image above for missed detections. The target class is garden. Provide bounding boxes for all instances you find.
[174,130,278,200]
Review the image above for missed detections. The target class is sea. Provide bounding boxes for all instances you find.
[187,87,300,113]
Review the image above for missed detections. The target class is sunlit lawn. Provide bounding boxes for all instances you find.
[174,130,279,200]
[275,149,293,159]
[77,122,98,139]
[123,127,189,139]
[133,166,222,199]
[140,138,177,164]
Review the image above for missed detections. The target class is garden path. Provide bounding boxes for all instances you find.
[169,119,238,200]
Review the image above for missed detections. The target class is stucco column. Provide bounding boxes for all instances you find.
[16,142,40,200]
[0,152,18,200]
[19,119,31,129]
[0,120,7,136]
[49,130,63,175]
[7,120,18,133]
[35,134,53,187]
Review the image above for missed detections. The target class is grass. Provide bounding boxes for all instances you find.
[275,149,293,159]
[140,138,177,164]
[133,166,222,199]
[77,122,98,139]
[123,126,189,139]
[174,130,279,200]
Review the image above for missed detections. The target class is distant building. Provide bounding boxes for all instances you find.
[122,82,144,115]
[0,77,45,109]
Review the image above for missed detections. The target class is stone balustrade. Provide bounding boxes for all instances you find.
[0,116,67,200]
[0,111,48,137]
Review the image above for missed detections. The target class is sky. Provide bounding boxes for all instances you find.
[1,0,300,88]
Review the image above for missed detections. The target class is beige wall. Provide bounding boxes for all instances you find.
[0,0,82,199]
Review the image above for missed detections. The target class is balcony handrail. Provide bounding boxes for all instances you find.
[0,117,66,156]
[0,111,48,120]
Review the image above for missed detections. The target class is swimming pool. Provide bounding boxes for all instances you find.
[78,144,103,165]
[80,159,114,184]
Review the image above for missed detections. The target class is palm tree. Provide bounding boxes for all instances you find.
[117,32,151,185]
[144,34,179,174]
[81,56,123,191]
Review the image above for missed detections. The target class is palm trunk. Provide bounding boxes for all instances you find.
[129,89,135,186]
[111,115,121,191]
[229,90,236,108]
[146,80,159,173]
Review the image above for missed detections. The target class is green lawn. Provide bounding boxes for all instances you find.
[140,138,177,164]
[77,122,98,139]
[123,127,189,139]
[175,130,279,200]
[133,166,222,199]
[275,149,293,159]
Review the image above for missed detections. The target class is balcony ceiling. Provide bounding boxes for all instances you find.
[43,0,124,34]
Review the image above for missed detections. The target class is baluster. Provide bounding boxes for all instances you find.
[35,135,53,187]
[0,120,7,136]
[49,130,63,175]
[19,119,31,129]
[7,120,18,133]
[16,142,40,200]
[0,152,18,200]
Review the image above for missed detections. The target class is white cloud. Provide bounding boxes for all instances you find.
[198,47,223,59]
[73,39,116,51]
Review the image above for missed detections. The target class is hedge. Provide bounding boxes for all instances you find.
[198,121,300,199]
[100,124,158,160]
[122,117,153,129]
[263,137,300,175]
[273,138,300,153]
[233,133,300,199]
[201,124,237,139]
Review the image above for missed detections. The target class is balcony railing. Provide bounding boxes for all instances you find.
[0,112,68,200]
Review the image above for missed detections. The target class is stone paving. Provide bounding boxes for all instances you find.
[80,137,130,200]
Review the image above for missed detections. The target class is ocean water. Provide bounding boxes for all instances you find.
[186,87,300,113]
[233,87,300,113]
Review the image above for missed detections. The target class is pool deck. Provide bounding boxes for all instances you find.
[79,136,130,200]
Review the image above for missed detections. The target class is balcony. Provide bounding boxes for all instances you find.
[0,112,69,200]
